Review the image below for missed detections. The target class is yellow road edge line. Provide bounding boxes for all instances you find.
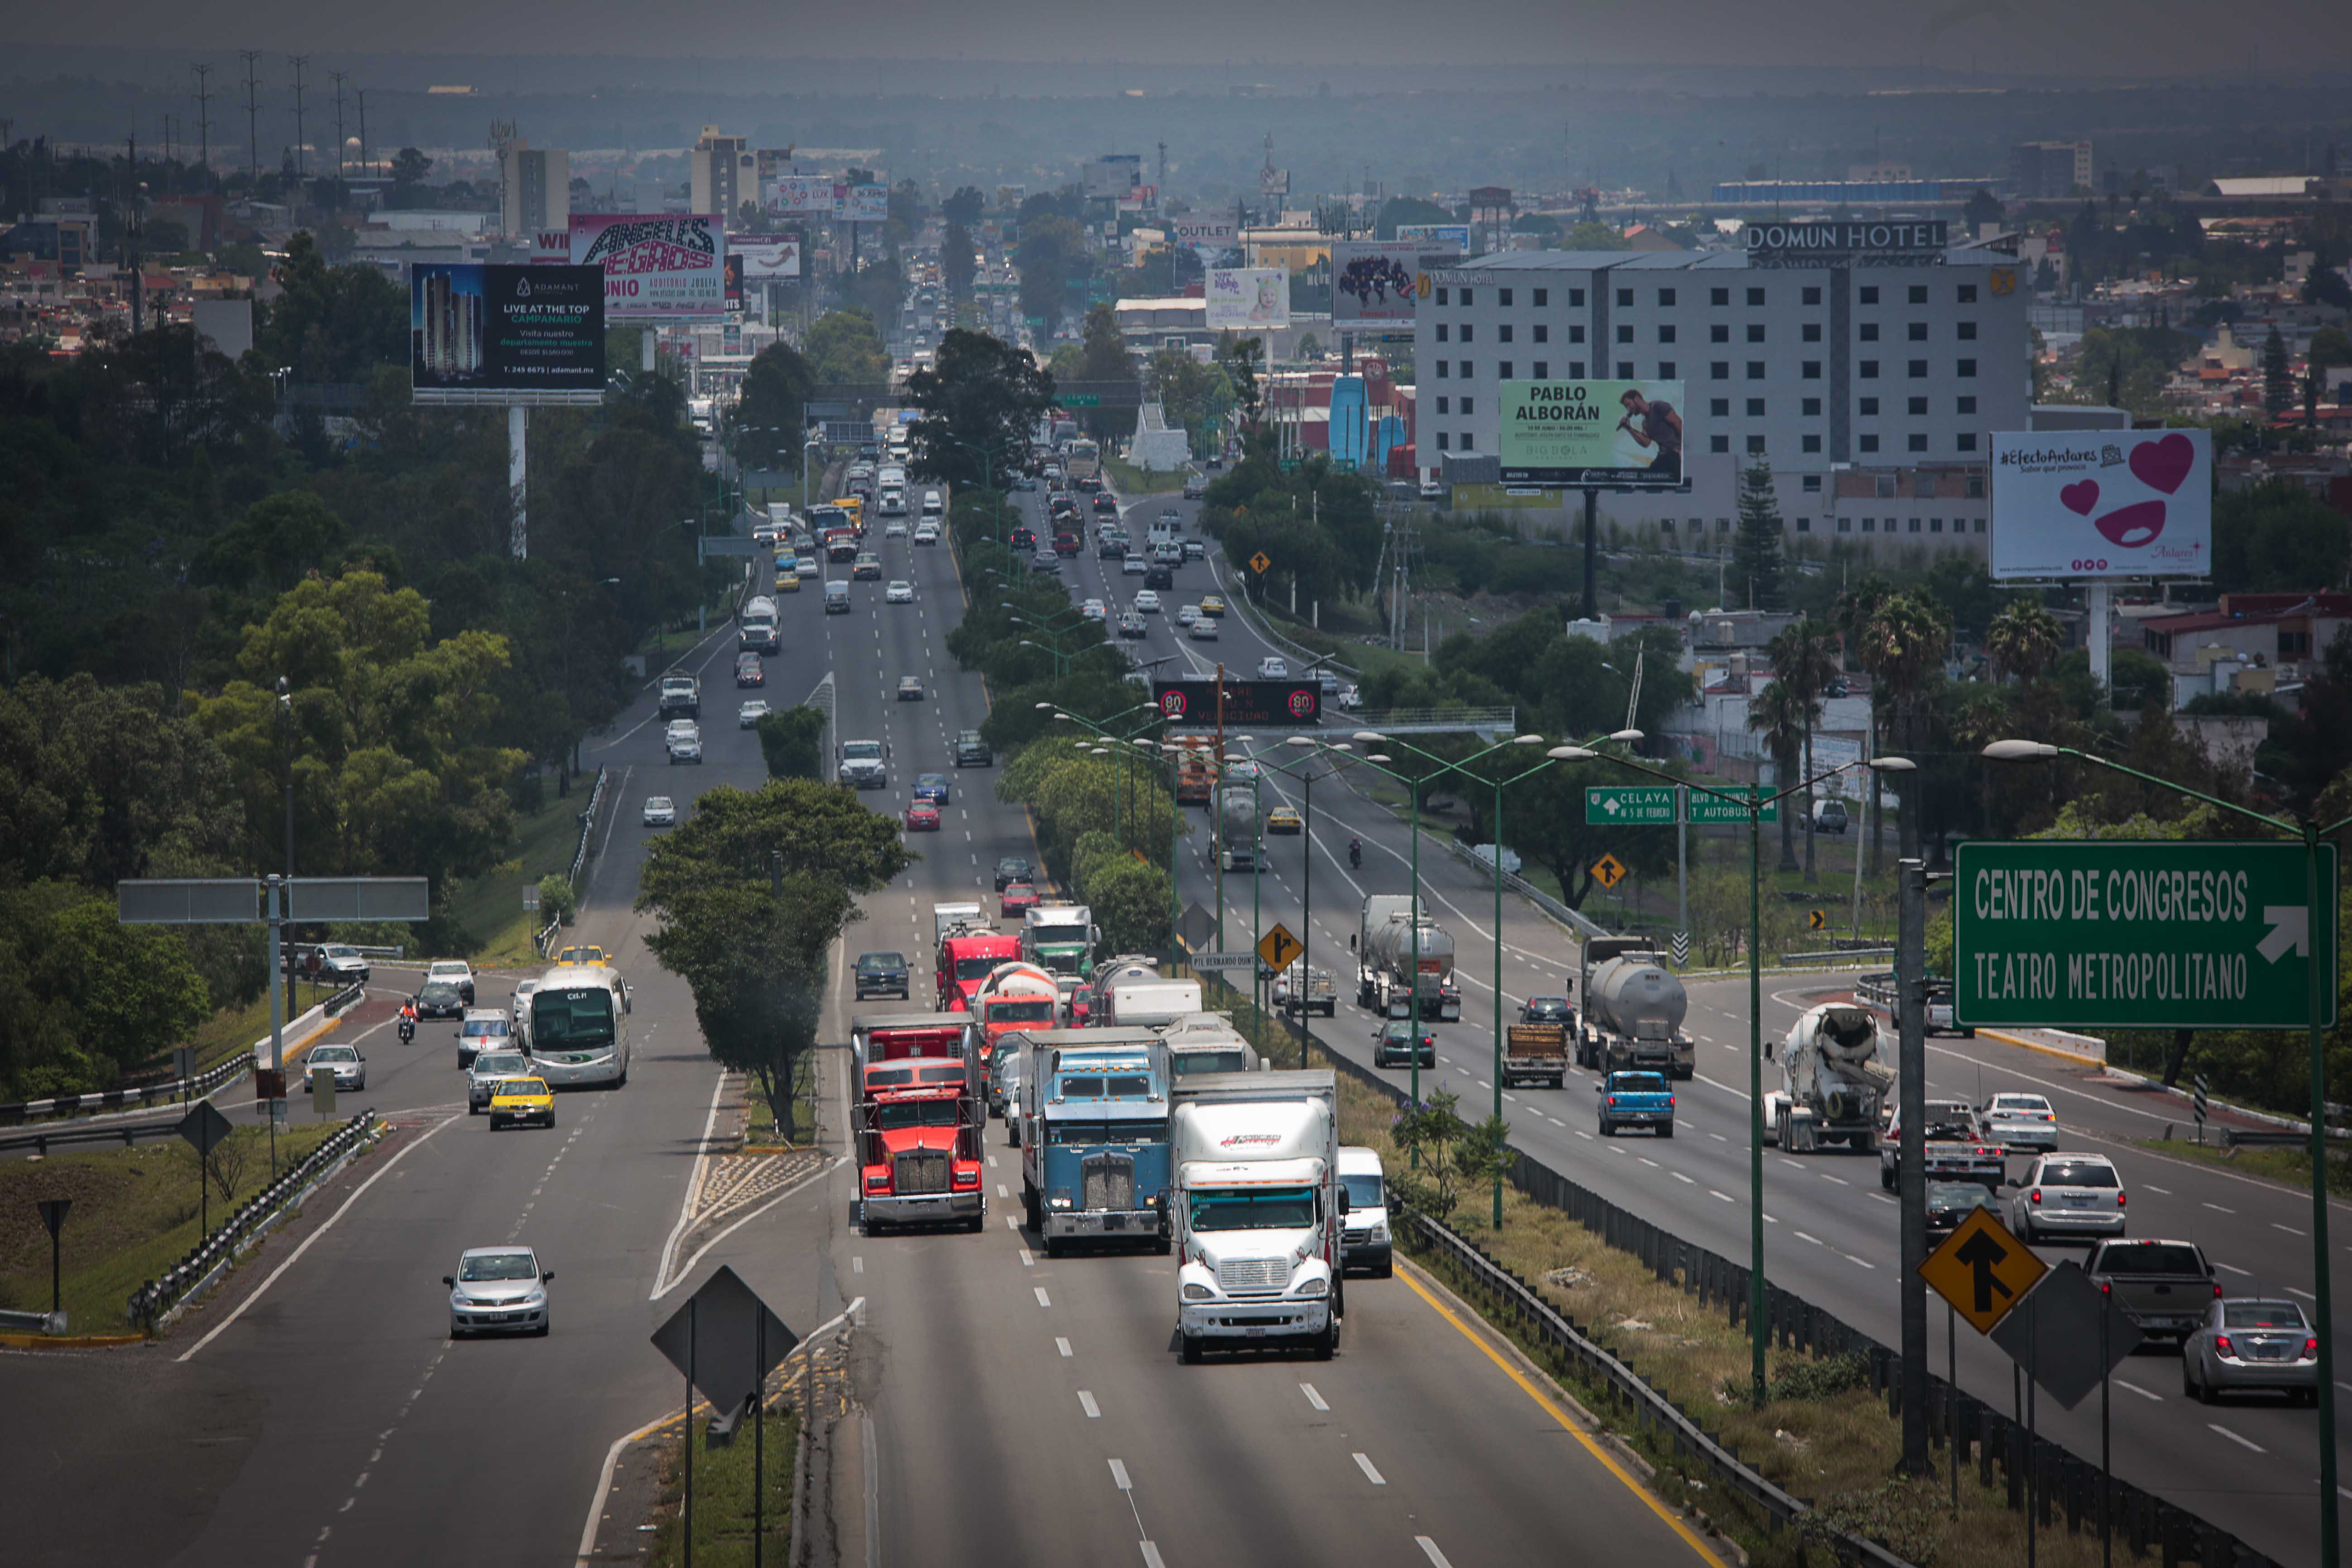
[0,1332,147,1349]
[1396,1264,1731,1568]
[1976,1027,2108,1069]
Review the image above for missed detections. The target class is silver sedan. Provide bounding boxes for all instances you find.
[2184,1299,2319,1405]
[306,1043,367,1091]
[468,1051,534,1114]
[444,1246,552,1338]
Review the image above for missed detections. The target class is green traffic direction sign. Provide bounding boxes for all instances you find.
[1688,787,1776,824]
[1055,393,1102,408]
[1586,786,1678,825]
[1953,840,2338,1031]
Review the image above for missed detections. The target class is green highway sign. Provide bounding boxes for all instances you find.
[1586,786,1678,825]
[1953,841,2338,1031]
[1688,787,1776,824]
[1055,393,1102,408]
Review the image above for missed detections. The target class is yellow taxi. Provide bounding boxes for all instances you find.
[489,1076,556,1130]
[773,556,801,592]
[1199,594,1227,618]
[553,945,608,966]
[1266,806,1304,835]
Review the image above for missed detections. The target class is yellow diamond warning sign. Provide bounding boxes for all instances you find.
[1919,1207,2047,1336]
[1256,923,1303,972]
[1589,854,1627,890]
[1249,551,1272,574]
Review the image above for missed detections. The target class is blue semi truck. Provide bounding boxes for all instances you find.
[1013,1028,1173,1256]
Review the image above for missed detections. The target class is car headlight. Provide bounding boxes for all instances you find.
[523,1289,546,1306]
[1292,1277,1329,1299]
[1369,1222,1390,1243]
[1181,1282,1216,1301]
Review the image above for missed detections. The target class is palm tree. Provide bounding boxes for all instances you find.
[1767,615,1842,880]
[1853,592,1952,864]
[1748,679,1806,872]
[1986,598,2065,685]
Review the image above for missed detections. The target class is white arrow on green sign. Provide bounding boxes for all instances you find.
[1952,840,2338,1031]
[1586,786,1677,825]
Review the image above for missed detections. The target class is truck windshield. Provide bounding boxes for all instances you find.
[1190,1187,1316,1232]
[986,1000,1055,1023]
[872,1101,961,1130]
[1059,1075,1152,1099]
[1036,950,1086,975]
[1049,1118,1167,1146]
[1170,1049,1249,1077]
[843,742,881,761]
[1341,1173,1384,1209]
[532,990,614,1049]
[954,956,1001,980]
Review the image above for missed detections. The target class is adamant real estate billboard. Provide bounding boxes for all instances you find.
[410,264,603,404]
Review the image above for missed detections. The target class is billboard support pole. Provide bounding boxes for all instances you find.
[1580,489,1598,620]
[2086,579,2110,699]
[509,405,529,561]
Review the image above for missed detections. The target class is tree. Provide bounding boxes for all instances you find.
[196,490,352,598]
[389,147,431,193]
[1296,332,1322,362]
[755,705,827,779]
[0,882,212,1099]
[2263,325,2294,420]
[1748,679,1806,872]
[1375,196,1453,239]
[1962,187,2004,235]
[256,232,409,382]
[636,780,912,1128]
[733,340,814,469]
[1730,455,1788,612]
[941,185,985,226]
[942,220,977,301]
[1767,616,1840,880]
[192,571,527,882]
[2211,479,2352,593]
[803,309,888,386]
[1986,599,2065,684]
[1851,592,1952,860]
[1016,215,1089,338]
[1218,335,1265,431]
[907,328,1056,492]
[1150,348,1234,458]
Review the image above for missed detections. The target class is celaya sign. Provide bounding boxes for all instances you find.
[1953,840,2338,1030]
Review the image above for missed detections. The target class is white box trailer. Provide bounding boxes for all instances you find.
[1170,1070,1343,1362]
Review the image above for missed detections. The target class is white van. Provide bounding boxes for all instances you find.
[880,488,907,517]
[921,489,944,518]
[1338,1146,1393,1276]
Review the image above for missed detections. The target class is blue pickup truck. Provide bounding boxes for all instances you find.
[1597,1071,1675,1138]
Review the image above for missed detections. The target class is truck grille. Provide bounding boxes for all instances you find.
[1082,1153,1135,1212]
[893,1150,949,1195]
[1217,1257,1287,1296]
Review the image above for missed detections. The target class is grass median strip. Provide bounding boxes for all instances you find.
[0,1121,343,1332]
[642,1401,797,1568]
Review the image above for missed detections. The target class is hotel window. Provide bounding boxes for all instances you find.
[1958,359,1978,378]
[1803,286,1822,305]
[1617,287,1633,306]
[1461,325,1475,343]
[1974,517,1987,532]
[1533,361,1549,378]
[1710,398,1729,416]
[1747,287,1765,306]
[1617,324,1634,344]
[1710,435,1730,454]
[1567,325,1585,343]
[1658,288,1677,306]
[1907,359,1928,378]
[1957,395,1977,414]
[1746,398,1765,416]
[1657,325,1676,343]
[1436,433,1449,449]
[1459,290,1474,307]
[1461,399,1475,416]
[1748,435,1767,454]
[1908,284,1928,304]
[1907,321,1928,341]
[1568,361,1586,377]
[1617,361,1635,378]
[1567,288,1584,306]
[1435,324,1448,342]
[1859,285,1880,304]
[1930,517,1944,534]
[1802,361,1822,379]
[1908,433,1929,452]
[1436,362,1448,378]
[1958,321,1978,340]
[1710,287,1729,306]
[1958,432,1978,452]
[1908,517,1922,533]
[1459,361,1473,377]
[1658,361,1676,378]
[1498,324,1513,343]
[1876,475,1897,497]
[1908,396,1928,415]
[1802,397,1821,416]
[1802,474,1821,492]
[1838,516,1853,533]
[1746,361,1765,378]
[1862,517,1876,532]
[1860,322,1879,341]
[1966,475,1986,497]
[1498,363,1512,379]
[1803,434,1822,453]
[1710,323,1730,343]
[1914,474,1935,498]
[1533,324,1549,343]
[1796,516,1811,532]
[1498,289,1513,306]
[1958,283,1978,303]
[1747,324,1766,343]
[1860,434,1880,453]
[1533,289,1548,306]
[1802,323,1821,342]
[1435,288,1448,306]
[1711,362,1729,379]
[1436,397,1449,414]
[1458,432,1475,449]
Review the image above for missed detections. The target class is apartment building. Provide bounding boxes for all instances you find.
[1413,233,2031,557]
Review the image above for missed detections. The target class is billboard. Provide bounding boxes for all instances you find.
[839,183,888,223]
[1205,266,1289,330]
[570,214,725,320]
[769,175,833,215]
[1083,157,1142,200]
[1498,379,1687,488]
[733,237,801,279]
[1152,679,1322,730]
[1988,429,2212,580]
[411,264,604,403]
[1169,217,1239,257]
[1394,223,1472,253]
[1332,241,1423,324]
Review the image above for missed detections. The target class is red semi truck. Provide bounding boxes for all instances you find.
[853,1013,986,1233]
[937,926,1020,1013]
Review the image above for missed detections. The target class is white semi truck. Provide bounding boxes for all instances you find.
[1171,1070,1344,1362]
[1354,895,1460,1021]
[1574,937,1695,1079]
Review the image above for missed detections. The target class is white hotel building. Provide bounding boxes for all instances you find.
[1415,236,2033,555]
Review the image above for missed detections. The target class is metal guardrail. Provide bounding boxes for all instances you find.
[0,1307,67,1334]
[1304,1015,2278,1568]
[1782,947,1896,966]
[127,1111,379,1329]
[0,1118,190,1157]
[1350,705,1521,736]
[540,766,608,957]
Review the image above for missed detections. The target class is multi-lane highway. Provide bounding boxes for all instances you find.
[1111,478,2344,1565]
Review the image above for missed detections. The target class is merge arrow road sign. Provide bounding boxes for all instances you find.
[1589,854,1628,890]
[1953,840,2338,1030]
[1257,923,1303,971]
[1249,551,1272,575]
[1585,786,1678,826]
[1918,1206,2047,1335]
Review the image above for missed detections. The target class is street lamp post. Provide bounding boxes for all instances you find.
[1983,737,2343,1568]
[1554,743,1915,1405]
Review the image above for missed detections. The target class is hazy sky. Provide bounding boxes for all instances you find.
[6,0,2350,76]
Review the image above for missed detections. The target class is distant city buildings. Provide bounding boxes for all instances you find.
[2009,141,2094,200]
[498,141,569,241]
[689,126,752,221]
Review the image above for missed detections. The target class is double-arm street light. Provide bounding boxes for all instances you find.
[1052,704,1187,954]
[1983,737,2344,1568]
[1227,736,1357,1058]
[1552,741,1916,1406]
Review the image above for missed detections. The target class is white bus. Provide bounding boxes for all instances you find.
[527,961,632,1088]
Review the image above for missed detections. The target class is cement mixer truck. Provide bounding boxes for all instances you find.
[1574,937,1694,1079]
[1761,1002,1892,1154]
[1355,895,1461,1021]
